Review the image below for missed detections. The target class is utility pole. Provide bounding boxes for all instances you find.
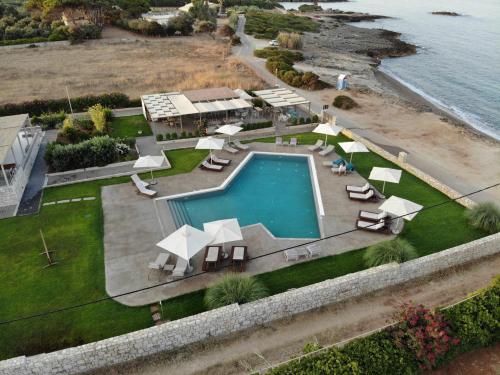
[65,86,74,117]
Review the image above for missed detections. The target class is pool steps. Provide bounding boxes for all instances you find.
[167,199,192,228]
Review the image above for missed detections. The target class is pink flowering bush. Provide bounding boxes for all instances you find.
[391,302,460,370]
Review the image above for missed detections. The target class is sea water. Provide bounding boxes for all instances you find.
[280,0,500,140]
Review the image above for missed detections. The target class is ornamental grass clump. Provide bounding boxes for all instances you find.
[204,274,269,309]
[465,202,500,234]
[363,238,417,267]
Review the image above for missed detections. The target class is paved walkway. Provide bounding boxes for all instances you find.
[102,142,391,306]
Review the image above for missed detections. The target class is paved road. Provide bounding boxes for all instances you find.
[233,16,499,202]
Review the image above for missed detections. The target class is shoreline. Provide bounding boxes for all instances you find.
[373,69,499,143]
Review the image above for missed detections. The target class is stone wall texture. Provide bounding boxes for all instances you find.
[1,232,498,375]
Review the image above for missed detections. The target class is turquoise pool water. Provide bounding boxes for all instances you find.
[169,154,320,238]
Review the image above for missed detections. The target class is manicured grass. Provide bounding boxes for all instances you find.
[160,132,486,321]
[245,9,319,39]
[0,148,208,360]
[108,115,152,138]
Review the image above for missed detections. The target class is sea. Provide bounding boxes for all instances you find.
[280,0,500,140]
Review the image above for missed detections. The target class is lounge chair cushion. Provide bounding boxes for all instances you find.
[319,145,334,156]
[223,145,239,154]
[359,210,387,221]
[233,140,249,150]
[201,161,223,171]
[346,182,370,193]
[349,190,375,200]
[308,140,323,151]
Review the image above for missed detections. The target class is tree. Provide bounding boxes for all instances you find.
[363,238,417,267]
[204,274,268,309]
[465,202,500,234]
[88,103,107,133]
[166,12,194,35]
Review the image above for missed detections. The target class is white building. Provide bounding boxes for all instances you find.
[0,114,43,218]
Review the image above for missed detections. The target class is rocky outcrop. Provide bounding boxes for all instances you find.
[431,11,461,16]
[323,10,389,22]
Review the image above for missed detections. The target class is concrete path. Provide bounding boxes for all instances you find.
[102,142,390,306]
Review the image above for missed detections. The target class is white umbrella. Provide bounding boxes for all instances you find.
[339,141,369,163]
[196,136,225,163]
[369,167,402,193]
[156,224,213,269]
[134,155,165,184]
[203,218,243,253]
[379,196,423,233]
[312,121,343,144]
[216,124,243,143]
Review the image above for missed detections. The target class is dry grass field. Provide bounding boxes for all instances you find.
[0,34,265,104]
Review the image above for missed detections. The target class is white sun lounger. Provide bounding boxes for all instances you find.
[172,257,188,278]
[131,174,157,197]
[210,155,231,166]
[306,244,322,258]
[346,182,370,193]
[148,253,170,280]
[290,137,298,146]
[201,160,223,171]
[223,144,239,154]
[233,140,249,150]
[275,136,283,146]
[308,139,324,151]
[131,173,150,188]
[331,165,348,175]
[348,190,375,201]
[356,219,387,232]
[359,210,388,221]
[319,144,334,156]
[284,249,299,261]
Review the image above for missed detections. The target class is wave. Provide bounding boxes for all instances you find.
[378,66,500,140]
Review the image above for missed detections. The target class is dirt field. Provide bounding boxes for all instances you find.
[90,254,500,375]
[0,33,265,104]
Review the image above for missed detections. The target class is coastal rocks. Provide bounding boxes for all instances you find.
[323,10,390,22]
[431,11,461,16]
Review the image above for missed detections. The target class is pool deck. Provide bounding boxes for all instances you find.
[102,142,392,306]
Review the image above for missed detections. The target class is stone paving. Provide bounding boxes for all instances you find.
[102,141,391,306]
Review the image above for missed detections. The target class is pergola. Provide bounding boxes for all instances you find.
[253,88,311,115]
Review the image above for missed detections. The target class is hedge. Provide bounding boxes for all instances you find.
[242,121,273,131]
[0,93,137,117]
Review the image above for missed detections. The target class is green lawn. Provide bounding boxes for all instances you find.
[108,115,152,139]
[0,148,208,360]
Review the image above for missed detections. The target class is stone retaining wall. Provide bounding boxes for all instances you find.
[1,233,498,375]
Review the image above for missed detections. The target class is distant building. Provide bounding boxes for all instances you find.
[336,74,349,90]
[0,114,43,218]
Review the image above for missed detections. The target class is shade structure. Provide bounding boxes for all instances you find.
[369,167,402,193]
[134,155,165,182]
[195,136,224,163]
[379,196,423,222]
[216,124,243,143]
[156,224,213,263]
[312,121,343,144]
[203,218,243,252]
[339,141,369,162]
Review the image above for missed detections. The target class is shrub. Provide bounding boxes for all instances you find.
[343,331,417,375]
[290,117,298,125]
[156,134,164,141]
[164,133,171,140]
[171,132,178,139]
[251,97,264,108]
[298,117,304,124]
[276,31,303,49]
[298,4,322,12]
[218,23,235,37]
[68,24,102,43]
[312,114,319,122]
[241,120,273,131]
[244,9,319,39]
[333,95,359,110]
[363,239,417,267]
[194,20,216,33]
[465,202,500,234]
[31,111,66,130]
[267,347,359,375]
[204,274,269,309]
[187,132,193,138]
[230,35,241,45]
[87,104,108,133]
[443,276,499,353]
[391,303,460,371]
[305,117,311,123]
[166,12,194,35]
[302,342,321,354]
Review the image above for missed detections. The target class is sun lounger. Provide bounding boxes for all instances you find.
[359,210,388,222]
[275,136,283,146]
[230,245,248,272]
[290,137,298,146]
[233,140,249,150]
[131,174,157,197]
[308,139,323,151]
[346,182,371,193]
[200,160,224,172]
[331,165,348,175]
[348,189,377,201]
[284,249,299,261]
[346,163,355,172]
[210,155,231,166]
[203,246,222,271]
[306,244,322,258]
[223,144,239,154]
[356,219,389,233]
[148,253,170,280]
[172,257,188,278]
[131,173,150,188]
[319,144,334,156]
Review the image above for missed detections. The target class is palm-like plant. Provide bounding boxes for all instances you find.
[465,202,500,234]
[204,274,269,309]
[364,238,418,267]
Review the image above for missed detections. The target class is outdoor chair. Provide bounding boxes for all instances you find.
[223,144,239,154]
[331,165,348,175]
[172,257,188,278]
[290,138,298,147]
[324,158,346,168]
[306,244,322,258]
[131,173,150,188]
[348,189,378,202]
[356,219,390,233]
[284,248,308,261]
[275,137,283,146]
[202,246,222,271]
[210,155,231,166]
[346,182,371,193]
[230,245,248,272]
[319,144,334,156]
[233,140,249,150]
[308,139,324,152]
[200,160,224,172]
[131,174,157,197]
[359,210,388,222]
[147,253,170,281]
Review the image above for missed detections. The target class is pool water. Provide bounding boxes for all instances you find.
[170,154,320,238]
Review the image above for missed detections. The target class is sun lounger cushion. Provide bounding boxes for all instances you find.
[131,174,150,188]
[132,174,157,197]
[211,155,231,165]
[359,210,387,221]
[290,138,298,146]
[233,140,249,150]
[356,219,386,231]
[333,158,346,166]
[201,161,223,171]
[349,190,375,200]
[319,145,334,156]
[275,137,283,145]
[223,144,239,154]
[308,140,323,151]
[346,182,370,193]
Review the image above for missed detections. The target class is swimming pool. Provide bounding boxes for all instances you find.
[165,153,321,238]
